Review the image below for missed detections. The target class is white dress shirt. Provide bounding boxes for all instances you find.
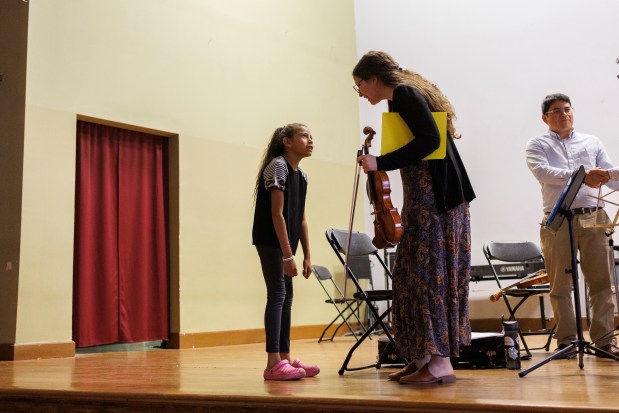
[608,168,619,181]
[526,130,619,213]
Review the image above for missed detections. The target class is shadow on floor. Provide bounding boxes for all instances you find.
[76,340,165,354]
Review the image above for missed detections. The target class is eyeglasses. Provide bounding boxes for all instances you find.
[545,107,574,116]
[353,79,363,93]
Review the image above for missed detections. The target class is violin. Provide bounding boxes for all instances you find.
[489,270,549,302]
[361,127,404,249]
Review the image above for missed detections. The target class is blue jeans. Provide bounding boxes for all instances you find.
[256,245,293,353]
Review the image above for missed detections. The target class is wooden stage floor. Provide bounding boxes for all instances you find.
[1,334,618,413]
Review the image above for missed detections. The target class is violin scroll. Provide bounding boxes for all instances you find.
[362,126,376,137]
[362,127,376,154]
[489,290,506,302]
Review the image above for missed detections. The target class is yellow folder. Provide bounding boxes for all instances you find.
[380,112,447,159]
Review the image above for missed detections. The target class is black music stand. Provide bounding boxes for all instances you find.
[520,166,619,377]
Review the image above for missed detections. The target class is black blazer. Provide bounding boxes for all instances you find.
[377,84,475,212]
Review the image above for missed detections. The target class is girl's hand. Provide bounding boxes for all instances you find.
[356,154,377,173]
[284,260,298,277]
[302,258,312,279]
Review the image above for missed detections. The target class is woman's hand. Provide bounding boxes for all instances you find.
[357,154,377,173]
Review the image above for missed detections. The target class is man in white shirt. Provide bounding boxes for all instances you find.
[526,93,619,358]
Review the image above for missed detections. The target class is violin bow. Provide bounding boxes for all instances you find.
[343,143,365,298]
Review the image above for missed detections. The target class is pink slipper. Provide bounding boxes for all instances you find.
[263,360,306,381]
[291,359,320,377]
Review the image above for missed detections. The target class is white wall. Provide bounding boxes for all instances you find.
[354,0,619,320]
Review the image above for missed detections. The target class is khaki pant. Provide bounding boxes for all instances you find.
[540,210,616,347]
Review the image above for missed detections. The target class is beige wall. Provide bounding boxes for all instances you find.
[18,106,76,343]
[13,0,361,345]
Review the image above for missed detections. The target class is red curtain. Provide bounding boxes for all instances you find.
[73,121,169,347]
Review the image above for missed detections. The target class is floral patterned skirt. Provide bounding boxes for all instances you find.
[391,162,472,360]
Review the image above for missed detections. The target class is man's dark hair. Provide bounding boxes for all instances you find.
[542,93,571,114]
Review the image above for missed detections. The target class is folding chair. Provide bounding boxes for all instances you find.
[326,228,404,374]
[483,241,556,359]
[312,265,367,343]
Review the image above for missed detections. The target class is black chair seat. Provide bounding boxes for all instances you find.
[325,297,358,304]
[353,290,393,301]
[505,285,550,297]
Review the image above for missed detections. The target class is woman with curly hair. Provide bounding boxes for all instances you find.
[353,51,475,385]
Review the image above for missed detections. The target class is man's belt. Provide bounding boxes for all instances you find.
[571,207,601,215]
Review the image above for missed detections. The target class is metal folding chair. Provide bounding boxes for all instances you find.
[312,265,367,342]
[326,228,404,374]
[483,240,556,359]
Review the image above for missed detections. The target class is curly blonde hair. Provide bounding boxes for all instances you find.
[353,51,460,138]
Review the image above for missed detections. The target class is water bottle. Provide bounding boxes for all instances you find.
[502,316,521,369]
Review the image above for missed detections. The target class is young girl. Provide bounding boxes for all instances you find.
[252,123,320,381]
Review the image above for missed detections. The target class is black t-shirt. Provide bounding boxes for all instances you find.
[252,156,307,254]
